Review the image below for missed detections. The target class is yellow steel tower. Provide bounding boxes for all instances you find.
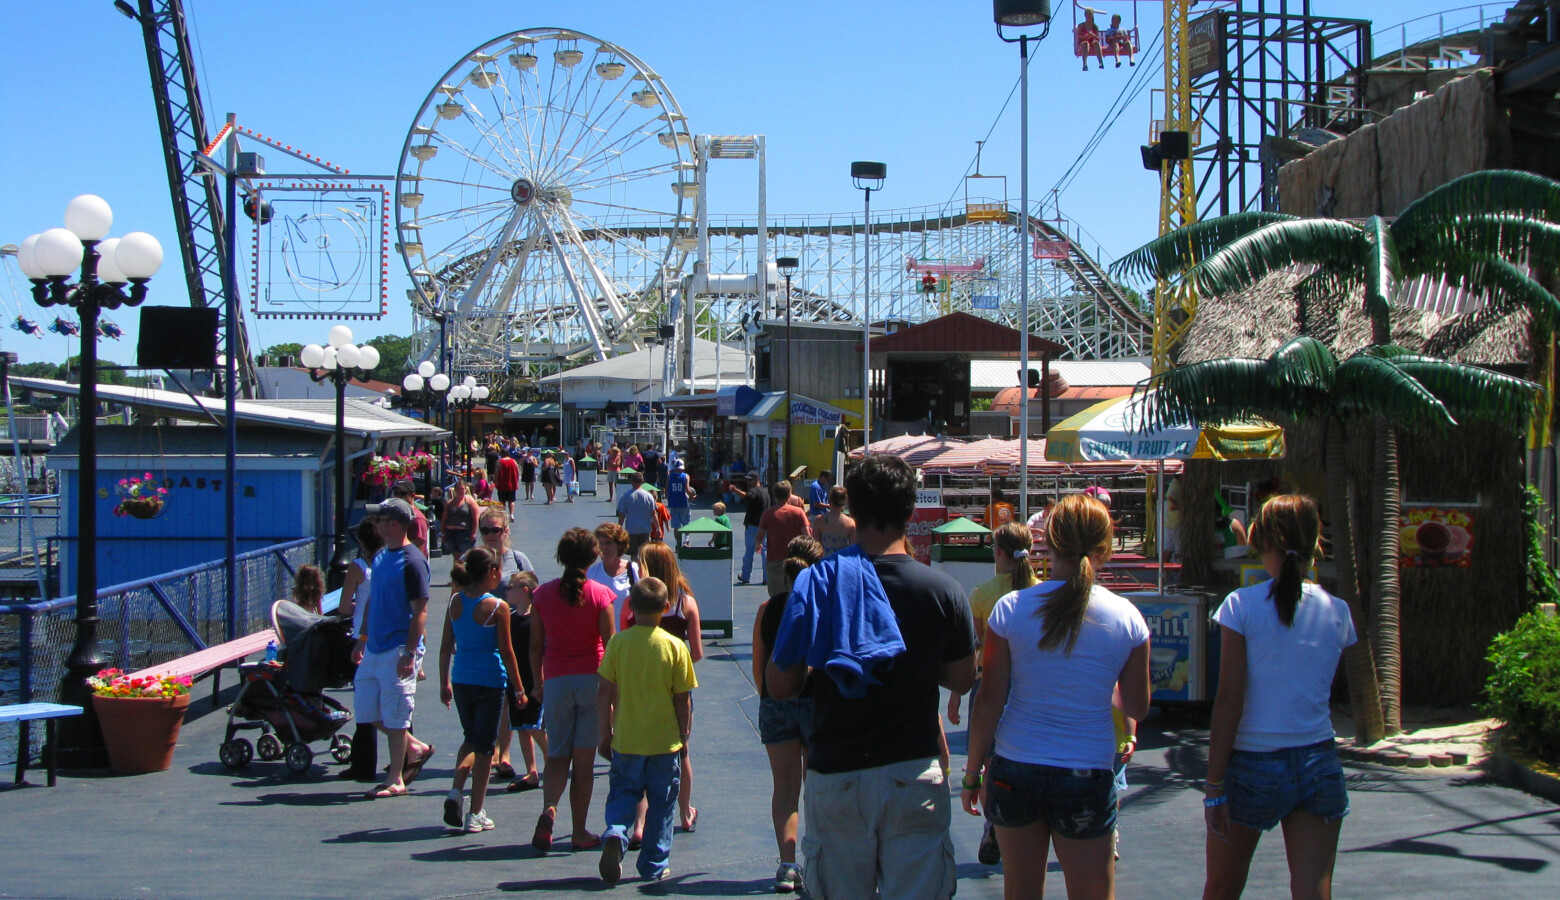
[1150,0,1198,375]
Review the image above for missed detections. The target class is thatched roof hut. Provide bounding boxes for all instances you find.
[1176,273,1533,706]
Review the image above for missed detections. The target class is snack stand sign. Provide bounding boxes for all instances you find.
[1399,505,1474,568]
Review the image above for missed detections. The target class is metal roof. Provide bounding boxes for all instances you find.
[537,338,748,386]
[970,359,1152,391]
[12,377,448,441]
[50,424,332,459]
[867,312,1067,356]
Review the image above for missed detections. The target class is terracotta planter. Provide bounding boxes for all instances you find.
[92,693,191,774]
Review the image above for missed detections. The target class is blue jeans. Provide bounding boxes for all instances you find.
[604,751,681,879]
[1227,740,1349,831]
[741,525,763,582]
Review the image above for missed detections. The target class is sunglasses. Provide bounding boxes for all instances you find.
[480,526,507,535]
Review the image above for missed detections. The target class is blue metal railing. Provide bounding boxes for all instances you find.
[0,535,324,767]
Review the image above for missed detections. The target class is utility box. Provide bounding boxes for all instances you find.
[930,516,992,596]
[578,456,598,495]
[676,516,733,639]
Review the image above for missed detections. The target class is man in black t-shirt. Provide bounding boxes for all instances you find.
[766,454,975,900]
[732,471,771,585]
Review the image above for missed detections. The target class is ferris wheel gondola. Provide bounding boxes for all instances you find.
[396,28,697,370]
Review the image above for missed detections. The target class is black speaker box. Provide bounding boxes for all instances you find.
[137,307,220,369]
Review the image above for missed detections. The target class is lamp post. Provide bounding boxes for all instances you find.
[301,327,381,590]
[776,256,799,476]
[448,377,489,471]
[850,162,885,450]
[17,195,163,766]
[994,0,1052,520]
[401,361,451,499]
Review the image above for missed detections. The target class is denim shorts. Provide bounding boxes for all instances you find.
[758,696,813,745]
[451,682,504,754]
[984,755,1117,840]
[1227,739,1350,831]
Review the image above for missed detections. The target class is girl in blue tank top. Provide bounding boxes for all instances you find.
[438,547,524,833]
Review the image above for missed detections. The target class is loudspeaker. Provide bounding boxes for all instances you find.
[1159,130,1192,160]
[1140,144,1162,171]
[137,307,219,369]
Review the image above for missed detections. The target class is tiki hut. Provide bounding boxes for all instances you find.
[1176,272,1533,706]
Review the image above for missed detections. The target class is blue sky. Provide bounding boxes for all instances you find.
[0,1,1470,367]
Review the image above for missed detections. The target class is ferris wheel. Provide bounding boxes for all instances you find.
[396,28,697,370]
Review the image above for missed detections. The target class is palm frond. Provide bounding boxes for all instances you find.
[1362,216,1399,341]
[1333,355,1457,432]
[1109,212,1298,283]
[1188,219,1365,298]
[1401,214,1560,264]
[1394,170,1560,243]
[1294,270,1354,344]
[1432,254,1560,330]
[1270,335,1337,388]
[1140,359,1284,431]
[1388,359,1541,430]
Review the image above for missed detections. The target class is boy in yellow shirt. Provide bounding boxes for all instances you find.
[596,577,698,884]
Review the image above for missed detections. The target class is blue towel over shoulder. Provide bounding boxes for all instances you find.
[770,545,906,698]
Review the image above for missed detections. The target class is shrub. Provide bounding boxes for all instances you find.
[1483,610,1560,761]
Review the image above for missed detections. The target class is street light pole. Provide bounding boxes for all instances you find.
[402,362,450,499]
[301,327,381,591]
[777,256,799,478]
[850,162,886,450]
[19,196,164,766]
[995,0,1052,520]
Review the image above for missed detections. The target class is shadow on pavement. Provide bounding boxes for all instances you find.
[324,825,448,844]
[497,875,614,892]
[410,841,538,863]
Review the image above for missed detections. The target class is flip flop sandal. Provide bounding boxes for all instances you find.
[680,807,699,833]
[531,808,556,852]
[493,762,516,780]
[571,834,602,851]
[365,783,408,800]
[507,773,541,793]
[401,744,435,787]
[627,834,643,852]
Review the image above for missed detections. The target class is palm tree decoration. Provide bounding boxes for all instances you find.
[1115,170,1558,736]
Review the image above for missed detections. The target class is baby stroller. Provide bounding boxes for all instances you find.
[218,600,356,774]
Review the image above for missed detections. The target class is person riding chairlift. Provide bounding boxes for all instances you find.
[1103,13,1136,67]
[1075,8,1105,71]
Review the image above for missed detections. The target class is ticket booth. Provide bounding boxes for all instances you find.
[930,516,993,596]
[676,516,733,639]
[578,456,598,495]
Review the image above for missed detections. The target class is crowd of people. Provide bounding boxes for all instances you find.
[328,446,1355,899]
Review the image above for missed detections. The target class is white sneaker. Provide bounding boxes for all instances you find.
[773,862,802,893]
[464,809,495,833]
[443,790,463,828]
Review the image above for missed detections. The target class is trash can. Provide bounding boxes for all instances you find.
[578,456,598,495]
[618,465,637,487]
[1121,590,1219,705]
[676,516,733,639]
[930,517,992,596]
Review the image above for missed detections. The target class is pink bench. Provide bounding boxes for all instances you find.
[132,628,277,705]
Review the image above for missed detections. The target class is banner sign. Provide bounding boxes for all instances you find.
[790,399,842,426]
[1400,505,1474,568]
[906,506,947,565]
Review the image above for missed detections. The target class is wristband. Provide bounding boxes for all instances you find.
[1204,777,1225,788]
[961,772,983,790]
[1203,794,1228,808]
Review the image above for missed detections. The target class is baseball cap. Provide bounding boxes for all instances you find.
[366,497,417,526]
[745,471,759,481]
[674,459,685,470]
[392,479,416,495]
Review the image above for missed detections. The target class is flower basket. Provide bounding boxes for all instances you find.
[113,473,169,520]
[117,496,165,520]
[88,669,194,774]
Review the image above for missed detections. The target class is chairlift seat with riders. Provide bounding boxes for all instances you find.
[1073,1,1139,70]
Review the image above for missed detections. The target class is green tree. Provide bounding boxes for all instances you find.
[262,342,303,363]
[356,333,415,385]
[1117,170,1560,735]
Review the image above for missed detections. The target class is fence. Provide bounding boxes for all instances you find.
[0,494,60,571]
[0,536,324,768]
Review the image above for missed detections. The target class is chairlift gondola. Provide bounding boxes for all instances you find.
[1073,1,1139,71]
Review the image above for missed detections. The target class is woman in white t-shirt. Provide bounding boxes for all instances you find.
[1203,494,1356,900]
[586,522,640,629]
[962,493,1151,899]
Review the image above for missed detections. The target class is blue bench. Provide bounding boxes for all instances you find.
[1,703,83,787]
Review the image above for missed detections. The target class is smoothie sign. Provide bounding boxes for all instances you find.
[1399,505,1474,568]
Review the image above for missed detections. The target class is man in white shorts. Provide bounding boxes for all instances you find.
[352,498,435,799]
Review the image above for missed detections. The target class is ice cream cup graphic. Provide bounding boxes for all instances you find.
[1416,520,1451,561]
[1151,647,1179,685]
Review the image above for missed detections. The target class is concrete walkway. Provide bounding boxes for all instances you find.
[2,490,1558,898]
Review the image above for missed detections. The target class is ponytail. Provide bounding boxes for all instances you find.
[993,521,1038,596]
[450,546,498,590]
[1037,494,1113,653]
[555,527,599,606]
[1248,494,1323,627]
